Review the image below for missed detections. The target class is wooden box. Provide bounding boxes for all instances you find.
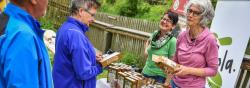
[117,72,130,88]
[152,54,180,73]
[107,66,117,83]
[100,52,121,67]
[124,77,137,88]
[130,75,143,88]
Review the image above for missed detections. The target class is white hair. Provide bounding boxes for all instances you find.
[185,0,214,26]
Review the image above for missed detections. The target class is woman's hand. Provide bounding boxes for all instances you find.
[174,65,205,77]
[174,65,191,76]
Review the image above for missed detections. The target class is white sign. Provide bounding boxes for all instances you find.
[206,1,250,88]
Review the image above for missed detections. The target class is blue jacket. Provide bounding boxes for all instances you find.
[52,17,103,88]
[0,3,53,88]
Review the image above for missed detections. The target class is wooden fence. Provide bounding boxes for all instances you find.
[95,13,159,33]
[45,0,70,28]
[236,55,250,88]
[46,0,159,33]
[46,0,250,88]
[90,20,150,54]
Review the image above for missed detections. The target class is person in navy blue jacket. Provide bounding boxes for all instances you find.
[52,0,103,88]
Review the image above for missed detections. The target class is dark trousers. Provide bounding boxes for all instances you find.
[143,73,166,83]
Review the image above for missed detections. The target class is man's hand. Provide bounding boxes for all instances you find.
[96,52,103,61]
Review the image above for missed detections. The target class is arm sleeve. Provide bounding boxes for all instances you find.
[68,31,102,80]
[3,30,39,88]
[168,38,177,58]
[204,36,219,76]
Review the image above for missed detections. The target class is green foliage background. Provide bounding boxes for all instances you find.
[120,52,146,69]
[99,0,172,22]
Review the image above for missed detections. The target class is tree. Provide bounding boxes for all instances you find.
[106,0,115,4]
[119,0,138,17]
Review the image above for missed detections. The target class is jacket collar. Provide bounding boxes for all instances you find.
[67,16,89,33]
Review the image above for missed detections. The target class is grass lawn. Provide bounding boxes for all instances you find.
[97,69,108,79]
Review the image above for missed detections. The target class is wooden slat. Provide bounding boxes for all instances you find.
[242,71,250,88]
[95,13,159,33]
[241,55,250,71]
[93,20,151,37]
[247,77,250,88]
[236,69,245,88]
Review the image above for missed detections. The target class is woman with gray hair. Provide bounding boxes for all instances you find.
[170,0,219,88]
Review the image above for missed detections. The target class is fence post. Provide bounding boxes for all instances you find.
[102,31,113,52]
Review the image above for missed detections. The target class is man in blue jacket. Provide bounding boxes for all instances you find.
[52,0,103,88]
[0,0,53,88]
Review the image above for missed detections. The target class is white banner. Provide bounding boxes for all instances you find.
[206,1,250,88]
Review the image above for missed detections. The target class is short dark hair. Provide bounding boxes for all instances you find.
[70,0,101,15]
[163,10,179,25]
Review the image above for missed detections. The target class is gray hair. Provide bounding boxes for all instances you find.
[70,0,100,15]
[185,0,214,26]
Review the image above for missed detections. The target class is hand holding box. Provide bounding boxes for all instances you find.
[152,54,179,73]
[99,52,121,67]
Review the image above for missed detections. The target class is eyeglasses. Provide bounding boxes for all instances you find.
[83,8,96,17]
[187,9,202,17]
[161,17,173,23]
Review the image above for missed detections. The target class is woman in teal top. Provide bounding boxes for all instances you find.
[142,10,179,84]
